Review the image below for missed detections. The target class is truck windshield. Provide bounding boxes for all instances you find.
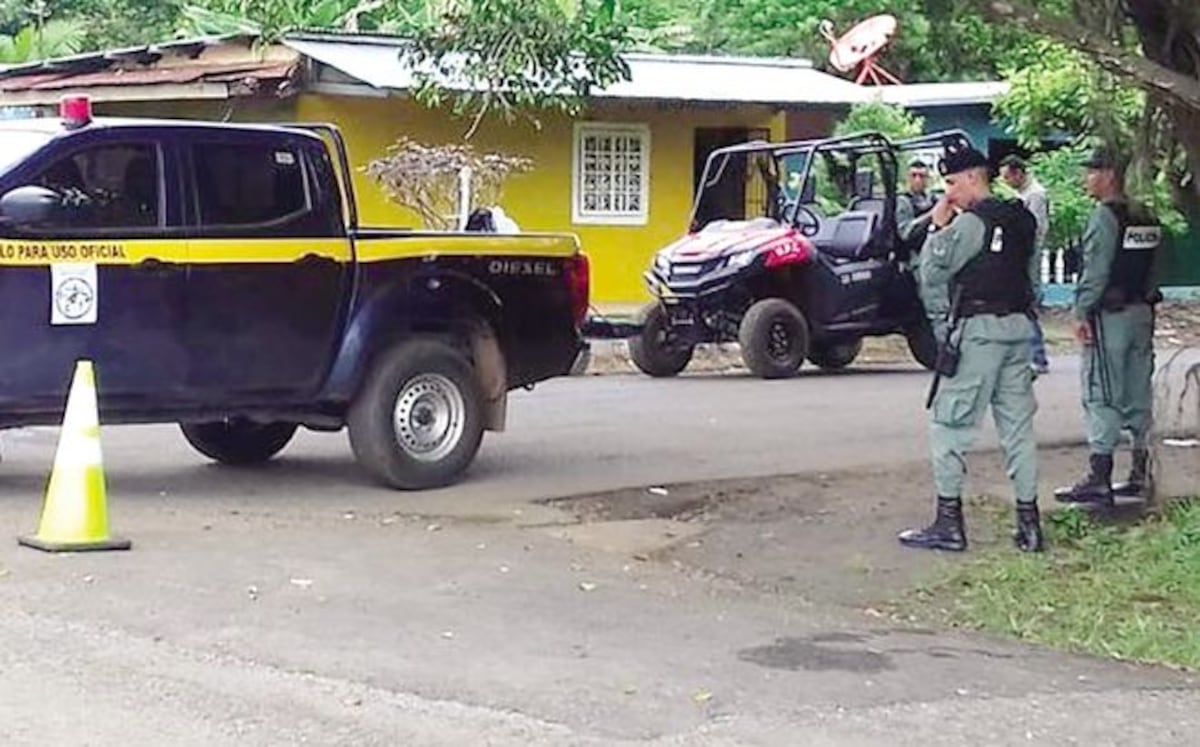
[0,130,53,174]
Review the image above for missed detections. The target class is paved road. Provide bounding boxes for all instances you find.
[0,352,1197,745]
[3,351,1192,521]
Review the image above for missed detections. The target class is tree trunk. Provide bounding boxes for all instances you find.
[979,1,1200,111]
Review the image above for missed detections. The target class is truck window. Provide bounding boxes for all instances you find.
[32,143,161,230]
[193,142,312,229]
[0,129,52,174]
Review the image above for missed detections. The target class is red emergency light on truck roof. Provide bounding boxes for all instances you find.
[59,95,93,129]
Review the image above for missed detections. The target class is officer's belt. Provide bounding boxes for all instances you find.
[1099,287,1155,312]
[958,299,1030,318]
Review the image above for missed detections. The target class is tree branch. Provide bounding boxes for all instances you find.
[980,1,1200,111]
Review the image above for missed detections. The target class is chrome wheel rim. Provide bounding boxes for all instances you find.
[393,374,466,463]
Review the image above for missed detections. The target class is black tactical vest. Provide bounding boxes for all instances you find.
[905,190,934,216]
[1101,201,1160,307]
[953,197,1037,317]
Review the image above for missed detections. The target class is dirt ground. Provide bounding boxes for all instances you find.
[546,443,1200,613]
[585,301,1200,375]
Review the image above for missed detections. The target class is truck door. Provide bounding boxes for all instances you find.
[0,134,188,411]
[182,132,350,402]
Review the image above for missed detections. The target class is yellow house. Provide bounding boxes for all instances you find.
[0,33,979,312]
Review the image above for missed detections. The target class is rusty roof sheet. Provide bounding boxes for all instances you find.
[0,61,297,92]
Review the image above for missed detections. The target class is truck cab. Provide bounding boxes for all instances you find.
[0,97,589,489]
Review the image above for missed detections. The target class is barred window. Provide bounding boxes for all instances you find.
[572,123,650,225]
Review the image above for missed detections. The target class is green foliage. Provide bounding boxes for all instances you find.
[177,0,363,41]
[793,101,925,214]
[1024,143,1095,253]
[907,499,1200,670]
[402,0,632,138]
[4,1,181,53]
[994,40,1187,246]
[619,0,1035,81]
[0,20,86,63]
[834,100,924,139]
[996,41,1144,152]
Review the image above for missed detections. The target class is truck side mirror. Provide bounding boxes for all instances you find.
[0,186,63,228]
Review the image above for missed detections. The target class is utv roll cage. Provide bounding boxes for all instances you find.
[688,128,977,239]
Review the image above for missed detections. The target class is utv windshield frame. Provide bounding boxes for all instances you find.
[687,129,977,234]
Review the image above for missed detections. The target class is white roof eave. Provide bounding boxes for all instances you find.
[283,36,1003,109]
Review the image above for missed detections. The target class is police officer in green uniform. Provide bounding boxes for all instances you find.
[898,145,1044,553]
[897,159,936,258]
[1055,148,1160,506]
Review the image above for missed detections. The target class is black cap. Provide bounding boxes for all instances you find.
[1082,146,1125,172]
[938,145,989,176]
[909,158,929,170]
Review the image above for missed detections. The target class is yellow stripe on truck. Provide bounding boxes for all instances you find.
[0,232,580,266]
[354,233,580,262]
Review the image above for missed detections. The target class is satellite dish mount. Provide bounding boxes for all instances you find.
[820,14,903,86]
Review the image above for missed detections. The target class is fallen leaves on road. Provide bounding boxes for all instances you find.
[692,689,714,704]
[578,581,597,592]
[290,578,314,589]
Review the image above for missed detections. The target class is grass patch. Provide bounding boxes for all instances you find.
[904,499,1200,670]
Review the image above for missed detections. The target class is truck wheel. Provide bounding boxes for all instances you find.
[904,320,938,371]
[180,420,297,465]
[629,303,693,377]
[348,339,484,490]
[739,298,809,379]
[808,339,862,370]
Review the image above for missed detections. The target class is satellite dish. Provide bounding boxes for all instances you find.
[820,14,903,86]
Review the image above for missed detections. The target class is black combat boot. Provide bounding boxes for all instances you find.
[898,497,967,552]
[1013,502,1044,553]
[1112,449,1150,498]
[1053,453,1114,506]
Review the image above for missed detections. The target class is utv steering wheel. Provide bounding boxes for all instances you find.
[792,205,820,237]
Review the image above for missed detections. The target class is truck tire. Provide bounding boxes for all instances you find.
[739,298,809,379]
[348,338,484,490]
[629,303,693,378]
[904,320,939,371]
[180,420,297,465]
[808,339,862,370]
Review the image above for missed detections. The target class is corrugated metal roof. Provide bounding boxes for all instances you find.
[283,34,873,107]
[0,31,1006,110]
[0,35,253,78]
[0,62,295,92]
[875,81,1009,107]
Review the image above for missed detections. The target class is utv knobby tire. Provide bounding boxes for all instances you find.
[629,303,694,378]
[348,338,484,490]
[180,420,297,465]
[738,298,809,379]
[808,339,862,371]
[904,320,939,371]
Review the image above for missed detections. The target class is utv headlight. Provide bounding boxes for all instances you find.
[727,250,757,269]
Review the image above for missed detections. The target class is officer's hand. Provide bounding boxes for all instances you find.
[930,197,955,228]
[1074,320,1094,346]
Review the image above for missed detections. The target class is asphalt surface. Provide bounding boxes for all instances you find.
[0,351,1197,745]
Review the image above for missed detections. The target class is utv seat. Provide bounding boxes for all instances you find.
[848,196,886,216]
[818,211,877,262]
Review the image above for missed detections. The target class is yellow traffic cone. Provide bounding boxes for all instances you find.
[18,360,130,552]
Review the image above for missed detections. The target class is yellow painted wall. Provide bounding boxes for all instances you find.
[102,95,785,309]
[296,95,784,310]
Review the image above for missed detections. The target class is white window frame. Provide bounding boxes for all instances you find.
[571,122,651,226]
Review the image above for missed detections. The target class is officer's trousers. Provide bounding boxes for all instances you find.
[1081,304,1155,454]
[930,334,1039,502]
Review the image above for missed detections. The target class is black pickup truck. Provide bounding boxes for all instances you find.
[0,97,589,489]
